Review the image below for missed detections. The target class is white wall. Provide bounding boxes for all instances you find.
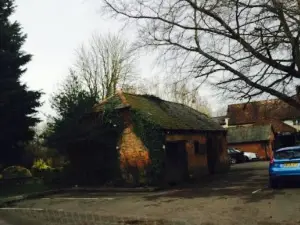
[223,118,229,128]
[223,118,254,128]
[284,120,300,131]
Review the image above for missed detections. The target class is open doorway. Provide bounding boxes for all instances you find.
[165,141,188,184]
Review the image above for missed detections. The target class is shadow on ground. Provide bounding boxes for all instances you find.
[275,180,300,189]
[144,162,286,203]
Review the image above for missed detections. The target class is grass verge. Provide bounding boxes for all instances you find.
[0,182,50,200]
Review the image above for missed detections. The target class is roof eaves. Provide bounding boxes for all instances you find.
[164,128,226,133]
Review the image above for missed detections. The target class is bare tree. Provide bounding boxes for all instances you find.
[121,78,156,95]
[122,75,211,115]
[166,81,212,115]
[75,32,136,100]
[122,76,165,96]
[103,0,300,109]
[213,106,228,117]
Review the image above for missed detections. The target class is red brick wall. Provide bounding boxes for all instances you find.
[117,108,150,184]
[166,134,209,177]
[119,127,150,169]
[166,133,229,177]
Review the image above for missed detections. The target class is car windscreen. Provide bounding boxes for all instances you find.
[274,149,300,159]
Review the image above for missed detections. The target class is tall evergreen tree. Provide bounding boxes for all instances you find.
[45,71,98,154]
[0,0,41,167]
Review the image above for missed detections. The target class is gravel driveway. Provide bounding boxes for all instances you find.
[3,161,300,225]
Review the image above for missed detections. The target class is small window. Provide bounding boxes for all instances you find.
[194,141,200,154]
[194,141,206,155]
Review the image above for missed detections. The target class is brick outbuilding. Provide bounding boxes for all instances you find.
[227,125,275,159]
[92,91,229,185]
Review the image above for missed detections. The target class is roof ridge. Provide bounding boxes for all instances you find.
[123,92,210,117]
[228,98,280,107]
[229,95,300,107]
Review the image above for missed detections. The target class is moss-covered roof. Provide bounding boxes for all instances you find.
[101,92,224,131]
[227,125,273,144]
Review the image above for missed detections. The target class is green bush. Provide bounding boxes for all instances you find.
[2,166,32,179]
[31,164,64,186]
[32,159,51,170]
[31,159,52,181]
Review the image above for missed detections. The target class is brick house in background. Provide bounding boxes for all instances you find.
[224,99,300,150]
[227,99,300,130]
[227,125,275,159]
[93,91,229,185]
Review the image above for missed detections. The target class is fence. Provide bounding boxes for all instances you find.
[0,208,188,225]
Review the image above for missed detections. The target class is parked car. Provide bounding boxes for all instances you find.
[231,148,259,161]
[269,146,300,188]
[227,148,245,164]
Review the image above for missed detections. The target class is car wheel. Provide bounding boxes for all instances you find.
[231,158,237,164]
[269,178,279,189]
[244,156,250,162]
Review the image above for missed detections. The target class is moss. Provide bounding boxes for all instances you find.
[143,94,163,103]
[93,95,122,112]
[131,109,165,185]
[124,93,223,131]
[88,92,224,184]
[124,94,176,128]
[227,125,272,144]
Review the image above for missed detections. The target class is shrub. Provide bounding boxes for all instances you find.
[31,159,52,179]
[2,166,32,179]
[32,159,51,170]
[31,161,64,186]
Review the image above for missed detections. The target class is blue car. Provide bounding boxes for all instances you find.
[269,146,300,188]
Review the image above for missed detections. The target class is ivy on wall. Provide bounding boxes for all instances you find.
[97,99,124,172]
[72,97,166,185]
[130,110,166,185]
[65,97,125,185]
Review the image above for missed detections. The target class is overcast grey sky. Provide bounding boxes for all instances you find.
[13,0,222,123]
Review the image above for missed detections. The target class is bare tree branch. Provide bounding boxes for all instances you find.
[103,0,300,109]
[74,32,136,100]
